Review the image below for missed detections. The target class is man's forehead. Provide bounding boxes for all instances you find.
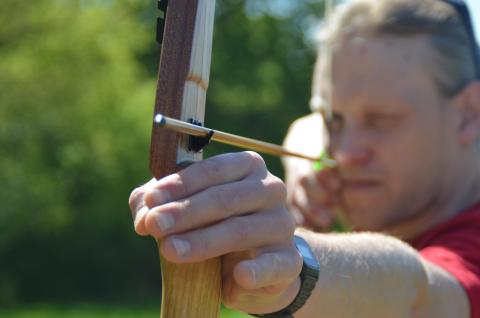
[321,35,445,115]
[333,35,432,73]
[330,35,438,96]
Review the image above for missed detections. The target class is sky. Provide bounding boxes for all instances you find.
[254,0,480,43]
[465,0,480,42]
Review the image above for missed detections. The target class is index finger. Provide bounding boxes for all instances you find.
[145,151,267,207]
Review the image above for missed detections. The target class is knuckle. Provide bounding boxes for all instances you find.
[228,217,250,245]
[201,156,224,180]
[212,186,236,215]
[265,174,287,202]
[167,174,188,198]
[144,211,164,239]
[134,219,149,237]
[175,200,192,224]
[245,151,267,172]
[275,209,296,238]
[130,179,158,210]
[129,187,145,211]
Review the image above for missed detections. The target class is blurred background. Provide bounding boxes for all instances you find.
[0,0,329,316]
[1,0,479,317]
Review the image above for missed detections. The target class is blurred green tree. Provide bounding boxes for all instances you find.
[0,0,325,306]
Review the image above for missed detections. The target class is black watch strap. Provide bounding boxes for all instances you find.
[250,235,320,318]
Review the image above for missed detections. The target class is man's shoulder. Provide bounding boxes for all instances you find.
[414,203,480,318]
[411,202,480,251]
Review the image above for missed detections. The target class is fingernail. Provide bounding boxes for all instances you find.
[150,189,171,205]
[156,213,175,232]
[171,238,191,257]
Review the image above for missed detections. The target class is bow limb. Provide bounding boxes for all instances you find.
[150,1,221,317]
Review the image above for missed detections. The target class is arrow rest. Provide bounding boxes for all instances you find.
[187,119,214,152]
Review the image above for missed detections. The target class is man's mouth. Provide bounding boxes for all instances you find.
[342,178,382,190]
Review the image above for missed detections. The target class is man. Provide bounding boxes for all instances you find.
[129,0,480,316]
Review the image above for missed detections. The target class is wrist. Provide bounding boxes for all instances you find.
[250,235,320,318]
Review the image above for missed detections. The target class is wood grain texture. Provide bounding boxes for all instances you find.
[150,1,221,317]
[160,257,221,318]
[150,0,197,176]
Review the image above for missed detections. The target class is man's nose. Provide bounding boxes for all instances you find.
[332,128,372,167]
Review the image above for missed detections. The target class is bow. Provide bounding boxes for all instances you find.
[149,0,221,317]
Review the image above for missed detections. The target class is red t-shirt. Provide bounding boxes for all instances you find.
[410,203,480,318]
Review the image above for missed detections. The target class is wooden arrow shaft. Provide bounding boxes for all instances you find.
[154,114,337,165]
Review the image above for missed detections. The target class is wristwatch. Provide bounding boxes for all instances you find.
[251,235,320,318]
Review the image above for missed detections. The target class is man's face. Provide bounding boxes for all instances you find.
[326,35,460,231]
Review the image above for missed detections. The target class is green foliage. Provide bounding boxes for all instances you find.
[0,303,158,318]
[0,0,324,307]
[0,304,252,318]
[0,0,158,304]
[1,0,151,246]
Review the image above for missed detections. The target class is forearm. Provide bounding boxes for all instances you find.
[294,231,428,318]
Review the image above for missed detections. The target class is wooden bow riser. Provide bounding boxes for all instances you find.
[150,0,221,317]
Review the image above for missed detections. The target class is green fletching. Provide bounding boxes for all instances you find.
[314,151,336,171]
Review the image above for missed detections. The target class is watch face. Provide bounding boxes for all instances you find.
[294,236,320,270]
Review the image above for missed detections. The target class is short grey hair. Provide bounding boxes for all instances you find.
[311,0,477,111]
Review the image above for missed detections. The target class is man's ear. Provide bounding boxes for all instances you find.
[455,82,480,145]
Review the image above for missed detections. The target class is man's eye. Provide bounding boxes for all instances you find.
[327,113,344,133]
[365,115,397,129]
